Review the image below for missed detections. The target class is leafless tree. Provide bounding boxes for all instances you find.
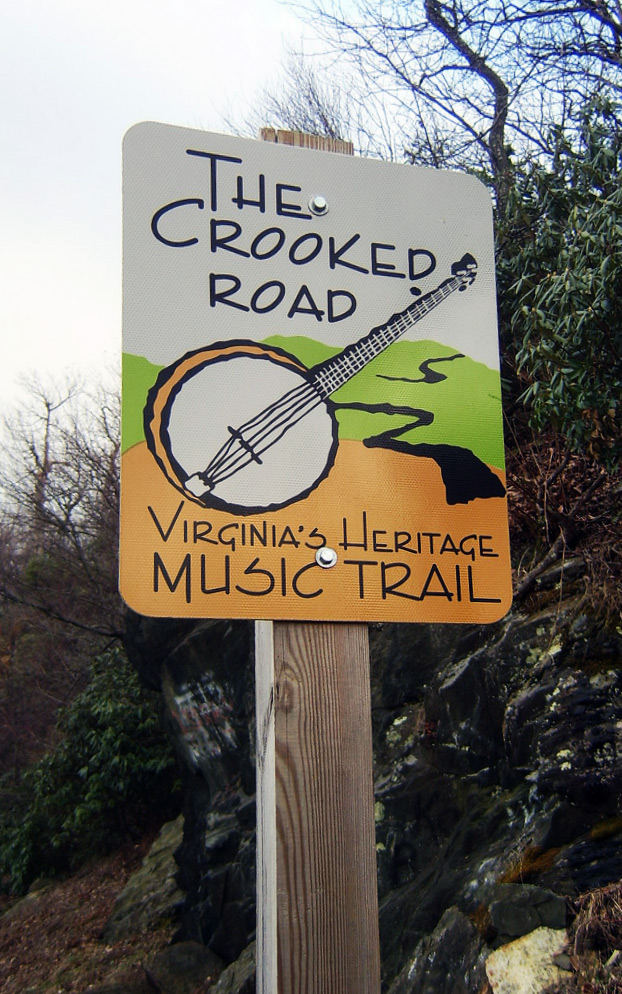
[260,52,351,140]
[0,377,123,772]
[0,377,122,639]
[239,49,404,159]
[287,1,622,207]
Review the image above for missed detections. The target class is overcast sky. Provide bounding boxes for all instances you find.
[0,0,305,411]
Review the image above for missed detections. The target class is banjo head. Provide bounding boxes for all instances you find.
[145,341,339,514]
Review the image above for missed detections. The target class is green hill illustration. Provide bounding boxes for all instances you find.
[263,335,505,471]
[122,335,505,473]
[122,352,163,453]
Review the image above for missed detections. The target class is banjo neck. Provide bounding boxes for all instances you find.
[312,256,475,399]
[180,253,477,502]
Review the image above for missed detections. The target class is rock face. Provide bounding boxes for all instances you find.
[123,565,622,991]
[146,941,224,994]
[124,617,257,964]
[485,927,568,994]
[371,597,621,989]
[211,942,256,994]
[104,815,185,942]
[487,884,566,943]
[387,907,487,994]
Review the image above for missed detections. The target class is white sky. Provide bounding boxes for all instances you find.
[0,0,305,412]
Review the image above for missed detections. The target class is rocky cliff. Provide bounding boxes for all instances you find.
[123,557,622,993]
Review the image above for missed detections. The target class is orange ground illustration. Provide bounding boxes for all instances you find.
[120,438,512,623]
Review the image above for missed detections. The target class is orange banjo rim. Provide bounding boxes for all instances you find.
[144,340,316,507]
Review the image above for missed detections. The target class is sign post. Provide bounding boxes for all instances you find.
[121,122,511,994]
[256,619,379,994]
[254,129,380,994]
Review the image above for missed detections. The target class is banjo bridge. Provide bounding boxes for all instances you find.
[227,425,264,465]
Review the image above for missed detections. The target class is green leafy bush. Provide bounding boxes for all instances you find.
[0,648,180,894]
[498,100,622,470]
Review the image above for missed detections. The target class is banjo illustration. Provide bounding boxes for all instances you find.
[144,252,477,514]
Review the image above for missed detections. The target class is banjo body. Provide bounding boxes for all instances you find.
[144,254,478,514]
[145,342,339,514]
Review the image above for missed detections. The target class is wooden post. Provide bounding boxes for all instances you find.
[255,129,381,994]
[256,620,380,994]
[259,127,354,155]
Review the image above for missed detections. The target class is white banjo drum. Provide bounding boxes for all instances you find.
[144,253,477,514]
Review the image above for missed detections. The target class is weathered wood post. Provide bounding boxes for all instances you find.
[256,619,379,994]
[254,127,380,994]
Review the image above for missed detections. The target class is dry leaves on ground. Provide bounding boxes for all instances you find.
[0,834,172,994]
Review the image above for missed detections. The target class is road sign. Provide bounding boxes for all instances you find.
[121,122,511,622]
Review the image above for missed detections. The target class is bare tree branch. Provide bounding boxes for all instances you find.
[284,0,622,200]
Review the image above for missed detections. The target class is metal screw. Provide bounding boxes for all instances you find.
[315,546,338,568]
[309,194,329,216]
